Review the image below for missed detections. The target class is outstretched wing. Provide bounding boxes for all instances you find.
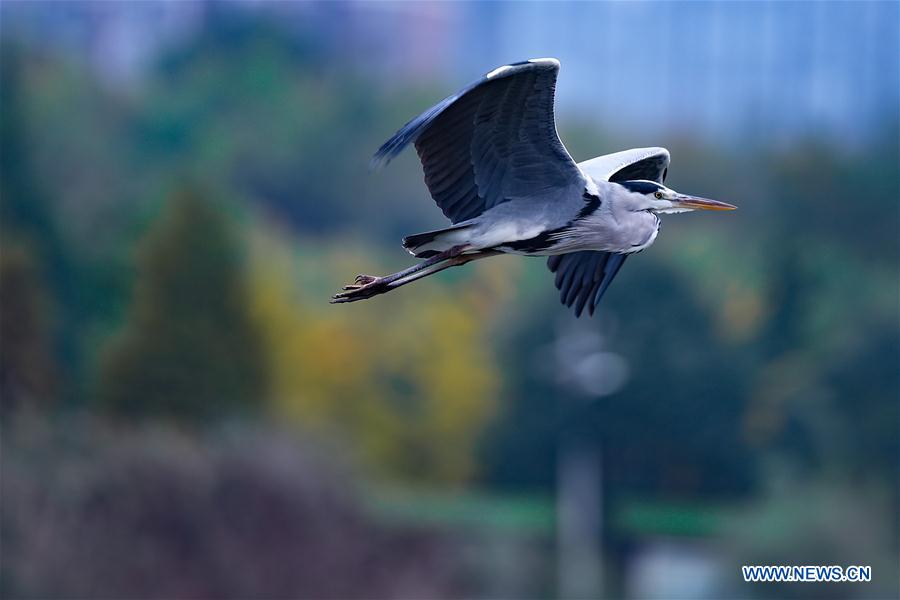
[547,251,628,318]
[577,147,670,184]
[372,58,587,224]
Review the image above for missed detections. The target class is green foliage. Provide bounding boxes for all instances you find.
[483,258,755,499]
[1,45,79,402]
[134,9,439,242]
[98,187,265,422]
[1,8,898,597]
[2,6,896,505]
[482,133,900,500]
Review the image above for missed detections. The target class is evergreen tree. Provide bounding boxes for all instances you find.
[99,187,265,422]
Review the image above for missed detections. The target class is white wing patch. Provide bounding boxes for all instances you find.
[486,65,513,79]
[577,147,670,182]
[528,57,560,67]
[487,58,559,80]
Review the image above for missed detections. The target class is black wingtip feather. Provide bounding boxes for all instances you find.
[369,58,562,174]
[547,251,628,318]
[370,95,459,171]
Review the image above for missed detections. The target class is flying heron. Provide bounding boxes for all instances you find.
[332,58,735,317]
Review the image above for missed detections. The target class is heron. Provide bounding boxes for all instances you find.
[332,58,735,317]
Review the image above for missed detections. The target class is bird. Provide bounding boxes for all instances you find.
[331,58,736,317]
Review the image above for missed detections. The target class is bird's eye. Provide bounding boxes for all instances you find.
[654,191,663,199]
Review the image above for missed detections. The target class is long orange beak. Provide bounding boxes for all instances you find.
[674,194,737,211]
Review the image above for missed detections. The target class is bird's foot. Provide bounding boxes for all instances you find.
[351,274,378,286]
[331,274,386,303]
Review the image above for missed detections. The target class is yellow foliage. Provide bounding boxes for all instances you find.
[717,281,766,343]
[246,228,510,485]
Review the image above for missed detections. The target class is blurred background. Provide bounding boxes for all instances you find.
[1,1,898,598]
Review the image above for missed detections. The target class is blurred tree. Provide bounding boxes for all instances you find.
[1,3,896,514]
[0,45,76,404]
[0,243,58,415]
[743,141,900,486]
[99,187,265,422]
[137,8,446,244]
[247,232,504,484]
[2,44,135,258]
[1,419,455,599]
[483,257,756,499]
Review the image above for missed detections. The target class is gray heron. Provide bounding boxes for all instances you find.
[332,58,735,317]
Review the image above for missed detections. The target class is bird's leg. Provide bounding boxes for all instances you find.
[331,247,500,304]
[358,245,466,288]
[331,246,463,303]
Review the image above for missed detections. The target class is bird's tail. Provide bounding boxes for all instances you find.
[402,224,473,258]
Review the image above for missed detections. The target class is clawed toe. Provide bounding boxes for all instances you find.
[331,289,358,303]
[331,274,385,304]
[355,274,378,285]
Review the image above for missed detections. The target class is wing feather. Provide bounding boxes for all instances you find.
[372,59,586,224]
[547,251,628,318]
[577,147,671,184]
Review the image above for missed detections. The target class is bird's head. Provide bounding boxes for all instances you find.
[616,180,736,214]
